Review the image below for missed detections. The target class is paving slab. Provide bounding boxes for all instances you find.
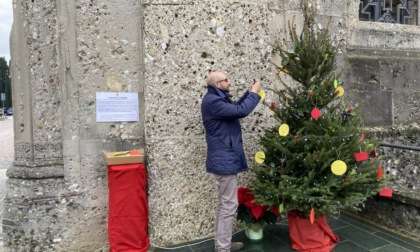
[0,116,13,249]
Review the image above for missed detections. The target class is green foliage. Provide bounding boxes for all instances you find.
[250,2,386,217]
[0,57,12,108]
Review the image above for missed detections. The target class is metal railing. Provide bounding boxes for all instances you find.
[379,142,420,151]
[378,142,419,191]
[359,0,419,25]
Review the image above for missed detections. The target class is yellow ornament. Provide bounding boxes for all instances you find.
[278,124,289,137]
[255,151,265,164]
[335,86,344,97]
[331,160,347,175]
[258,89,266,101]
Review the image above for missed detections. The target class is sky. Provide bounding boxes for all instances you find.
[0,0,13,62]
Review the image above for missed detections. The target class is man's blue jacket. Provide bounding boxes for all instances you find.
[201,85,260,174]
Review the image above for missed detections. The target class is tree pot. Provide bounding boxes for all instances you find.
[287,210,339,252]
[244,222,264,244]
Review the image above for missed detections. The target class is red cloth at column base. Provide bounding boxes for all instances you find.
[108,163,149,252]
[288,210,339,252]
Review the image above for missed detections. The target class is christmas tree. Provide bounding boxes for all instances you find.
[251,2,387,217]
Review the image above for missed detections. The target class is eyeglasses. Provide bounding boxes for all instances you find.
[217,78,228,83]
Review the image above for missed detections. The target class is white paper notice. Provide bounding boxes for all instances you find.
[96,92,139,122]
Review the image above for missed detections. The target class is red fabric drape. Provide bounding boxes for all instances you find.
[288,211,339,252]
[108,163,149,252]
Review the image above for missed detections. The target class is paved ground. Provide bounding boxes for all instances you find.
[0,116,14,160]
[0,116,14,251]
[154,212,420,251]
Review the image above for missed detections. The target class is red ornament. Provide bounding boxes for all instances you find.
[379,188,392,197]
[348,107,353,113]
[360,133,365,142]
[354,152,369,162]
[310,208,315,224]
[311,108,321,119]
[343,178,349,183]
[294,135,299,139]
[281,166,285,174]
[270,101,275,109]
[370,150,377,157]
[377,166,383,180]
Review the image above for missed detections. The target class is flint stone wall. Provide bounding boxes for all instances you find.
[5,0,420,251]
[360,124,420,239]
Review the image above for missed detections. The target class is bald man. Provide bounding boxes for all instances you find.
[201,71,261,251]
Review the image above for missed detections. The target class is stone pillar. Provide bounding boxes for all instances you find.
[5,0,144,251]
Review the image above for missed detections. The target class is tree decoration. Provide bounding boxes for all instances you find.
[255,151,266,164]
[310,208,315,224]
[379,188,392,197]
[311,108,321,119]
[331,160,347,176]
[278,124,290,136]
[250,1,387,219]
[258,89,266,101]
[377,166,383,180]
[278,203,284,214]
[335,86,344,97]
[354,152,369,162]
[370,150,377,157]
[279,67,289,74]
[270,101,276,109]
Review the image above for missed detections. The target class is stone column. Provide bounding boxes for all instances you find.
[4,0,144,251]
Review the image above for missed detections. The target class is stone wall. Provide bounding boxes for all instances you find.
[4,0,420,251]
[358,124,420,239]
[344,47,420,126]
[143,0,279,245]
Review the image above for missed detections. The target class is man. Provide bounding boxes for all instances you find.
[201,71,262,251]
